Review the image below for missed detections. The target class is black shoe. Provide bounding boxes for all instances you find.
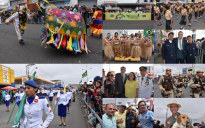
[19,39,25,44]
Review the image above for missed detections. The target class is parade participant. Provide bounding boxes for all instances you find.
[48,90,54,104]
[175,73,184,98]
[5,91,11,112]
[194,5,199,21]
[188,5,194,26]
[89,5,103,38]
[176,4,180,19]
[0,14,1,25]
[154,5,158,21]
[103,33,114,63]
[160,4,164,16]
[138,66,153,98]
[130,33,141,58]
[5,7,31,44]
[66,87,72,114]
[125,72,139,98]
[164,5,173,30]
[189,70,204,98]
[165,100,192,128]
[179,5,187,29]
[58,86,69,126]
[102,104,117,128]
[185,35,198,63]
[162,32,176,63]
[115,105,127,128]
[17,86,25,106]
[137,101,154,128]
[156,4,162,26]
[141,36,152,63]
[121,34,130,58]
[113,32,121,57]
[20,80,54,127]
[158,68,176,98]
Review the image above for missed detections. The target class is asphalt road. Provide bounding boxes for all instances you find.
[0,95,89,128]
[103,20,154,29]
[154,13,205,29]
[153,81,205,98]
[0,23,102,63]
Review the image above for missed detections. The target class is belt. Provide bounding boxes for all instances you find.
[166,54,174,56]
[188,54,194,56]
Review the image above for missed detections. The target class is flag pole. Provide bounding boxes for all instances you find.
[7,103,16,124]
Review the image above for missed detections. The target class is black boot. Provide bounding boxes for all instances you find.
[19,39,25,44]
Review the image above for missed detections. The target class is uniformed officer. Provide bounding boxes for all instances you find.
[20,80,54,128]
[48,90,54,104]
[158,68,175,98]
[138,66,153,98]
[185,35,198,64]
[189,70,205,98]
[17,86,25,106]
[58,86,69,126]
[175,73,184,98]
[162,32,176,64]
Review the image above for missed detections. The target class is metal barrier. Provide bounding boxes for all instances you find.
[196,48,204,63]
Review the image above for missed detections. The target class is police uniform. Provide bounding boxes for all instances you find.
[158,68,175,98]
[58,86,69,117]
[17,86,25,106]
[138,66,153,98]
[162,39,176,64]
[189,70,205,98]
[48,91,54,101]
[185,42,198,63]
[20,80,54,128]
[175,74,184,98]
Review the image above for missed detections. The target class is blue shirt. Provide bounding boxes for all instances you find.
[138,110,154,128]
[103,113,117,128]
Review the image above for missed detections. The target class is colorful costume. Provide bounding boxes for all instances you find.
[121,37,130,57]
[38,4,88,54]
[103,37,114,59]
[141,39,152,59]
[89,10,103,35]
[112,36,121,57]
[130,37,141,58]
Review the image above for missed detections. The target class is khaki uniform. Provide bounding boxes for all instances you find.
[189,76,204,98]
[176,78,184,98]
[158,75,175,98]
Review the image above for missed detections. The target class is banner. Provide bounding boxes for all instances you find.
[0,65,14,85]
[82,71,87,78]
[105,13,151,20]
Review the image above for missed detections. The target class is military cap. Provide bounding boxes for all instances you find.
[139,66,147,71]
[59,86,64,88]
[24,80,38,88]
[197,70,204,73]
[166,68,172,71]
[20,86,25,89]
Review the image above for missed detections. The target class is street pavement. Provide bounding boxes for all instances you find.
[0,23,102,63]
[103,20,154,29]
[0,95,90,128]
[153,81,205,98]
[154,13,205,29]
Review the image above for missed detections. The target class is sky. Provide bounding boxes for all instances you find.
[1,64,103,84]
[154,98,205,124]
[154,64,205,75]
[0,0,8,5]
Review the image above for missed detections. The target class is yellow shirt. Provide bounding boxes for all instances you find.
[125,79,139,98]
[114,110,127,128]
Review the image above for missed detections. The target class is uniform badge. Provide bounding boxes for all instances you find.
[34,99,38,103]
[50,109,52,113]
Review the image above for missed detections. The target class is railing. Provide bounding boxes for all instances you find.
[196,48,204,63]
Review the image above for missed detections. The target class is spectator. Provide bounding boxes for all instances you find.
[126,106,138,128]
[115,105,127,128]
[154,120,161,128]
[102,104,117,128]
[201,122,205,128]
[73,5,78,12]
[104,71,115,98]
[125,72,139,98]
[88,101,97,126]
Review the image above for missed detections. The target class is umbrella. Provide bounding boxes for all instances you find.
[1,86,17,90]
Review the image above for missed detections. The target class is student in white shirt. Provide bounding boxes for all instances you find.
[5,91,11,112]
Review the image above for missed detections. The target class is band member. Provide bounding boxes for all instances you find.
[103,33,114,63]
[179,5,187,30]
[121,34,130,58]
[141,36,152,63]
[164,5,173,30]
[130,34,141,58]
[113,32,121,57]
[20,80,54,127]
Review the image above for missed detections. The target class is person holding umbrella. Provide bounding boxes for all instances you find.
[5,91,11,112]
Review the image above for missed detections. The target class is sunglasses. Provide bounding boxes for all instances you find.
[108,75,114,76]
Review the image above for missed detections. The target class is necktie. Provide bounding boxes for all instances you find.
[179,39,182,50]
[122,74,125,83]
[141,77,144,84]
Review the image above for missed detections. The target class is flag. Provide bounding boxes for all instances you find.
[82,71,87,78]
[12,71,36,127]
[79,80,82,84]
[144,29,152,36]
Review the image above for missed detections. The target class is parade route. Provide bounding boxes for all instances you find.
[154,13,205,29]
[0,24,102,63]
[0,95,89,128]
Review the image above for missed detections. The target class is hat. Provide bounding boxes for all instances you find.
[94,76,101,82]
[96,4,102,9]
[197,70,204,73]
[167,100,181,108]
[22,7,27,12]
[139,66,147,71]
[59,86,64,88]
[166,68,172,71]
[24,80,38,88]
[20,86,25,89]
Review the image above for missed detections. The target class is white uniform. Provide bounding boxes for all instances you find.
[66,92,72,100]
[49,92,54,97]
[5,11,31,40]
[19,92,24,101]
[14,93,19,98]
[137,76,153,98]
[58,93,69,105]
[20,95,54,128]
[5,94,11,101]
